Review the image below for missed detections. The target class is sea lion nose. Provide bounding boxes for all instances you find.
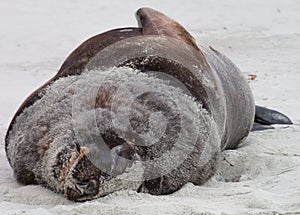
[83,179,98,195]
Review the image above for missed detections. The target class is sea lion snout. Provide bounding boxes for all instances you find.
[82,179,98,195]
[64,178,99,201]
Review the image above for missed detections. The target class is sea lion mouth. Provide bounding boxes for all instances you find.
[64,178,99,201]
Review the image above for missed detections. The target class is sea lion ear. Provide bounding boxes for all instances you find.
[136,7,200,51]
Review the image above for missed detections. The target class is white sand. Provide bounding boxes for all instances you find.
[0,0,299,214]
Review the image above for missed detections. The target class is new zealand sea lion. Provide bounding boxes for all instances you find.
[5,8,292,201]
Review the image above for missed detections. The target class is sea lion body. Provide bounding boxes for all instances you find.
[6,8,256,201]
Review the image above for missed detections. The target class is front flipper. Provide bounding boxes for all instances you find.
[253,105,293,131]
[136,7,200,51]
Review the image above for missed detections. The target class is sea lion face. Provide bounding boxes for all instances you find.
[61,143,140,201]
[63,156,100,201]
[61,147,105,201]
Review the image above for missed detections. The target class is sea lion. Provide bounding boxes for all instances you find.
[5,7,292,201]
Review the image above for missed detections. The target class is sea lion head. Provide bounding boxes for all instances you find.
[59,133,139,201]
[60,146,104,201]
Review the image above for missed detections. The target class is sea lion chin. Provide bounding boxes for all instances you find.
[6,8,256,201]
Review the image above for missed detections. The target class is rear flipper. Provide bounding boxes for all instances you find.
[252,105,293,131]
[251,122,275,131]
